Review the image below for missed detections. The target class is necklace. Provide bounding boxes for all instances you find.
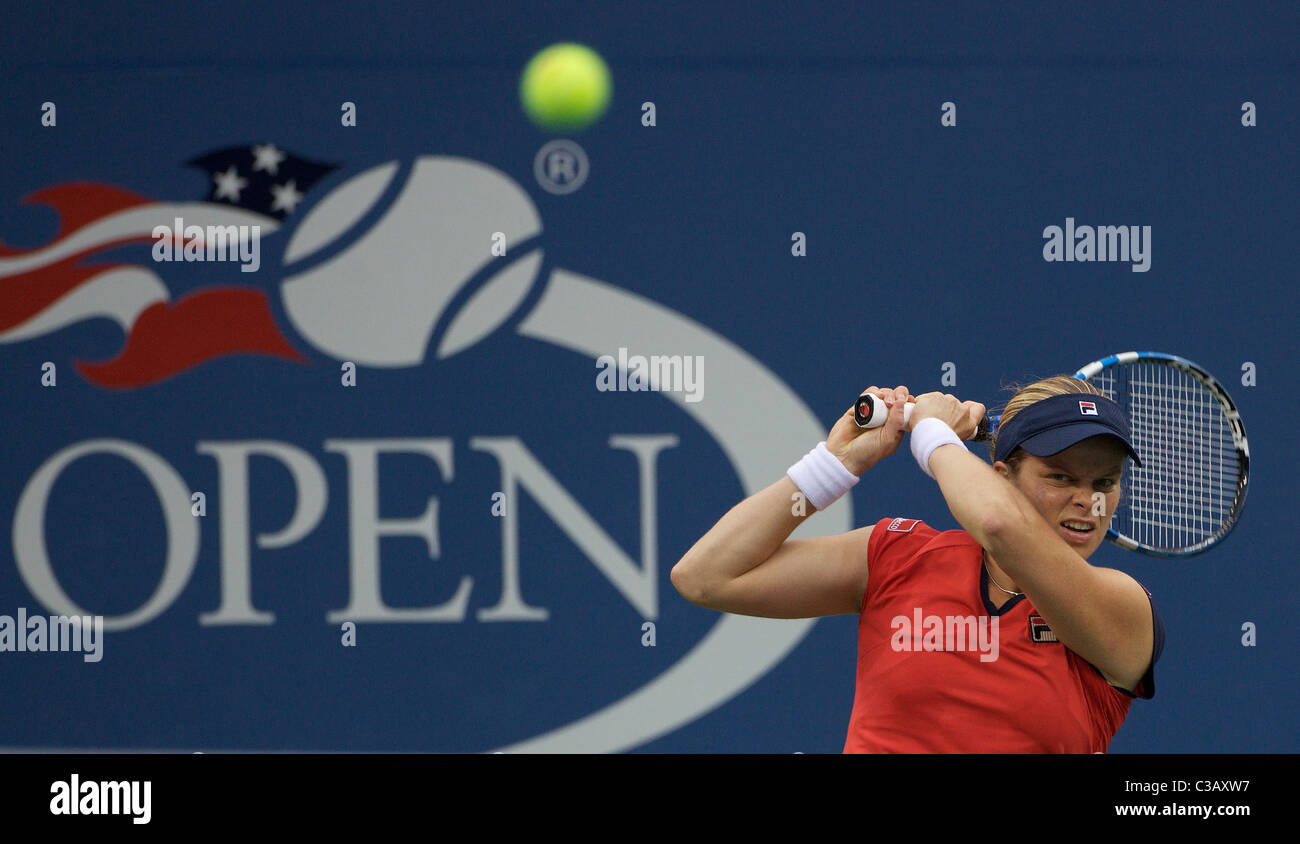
[983,551,1022,596]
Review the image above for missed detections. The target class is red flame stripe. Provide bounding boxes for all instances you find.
[75,287,308,389]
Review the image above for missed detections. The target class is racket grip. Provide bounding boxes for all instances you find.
[853,393,912,429]
[853,393,995,442]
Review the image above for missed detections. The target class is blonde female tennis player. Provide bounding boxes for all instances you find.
[671,377,1162,752]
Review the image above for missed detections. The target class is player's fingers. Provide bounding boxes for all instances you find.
[953,400,984,437]
[885,389,910,434]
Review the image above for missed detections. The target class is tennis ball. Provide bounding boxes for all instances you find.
[520,43,612,132]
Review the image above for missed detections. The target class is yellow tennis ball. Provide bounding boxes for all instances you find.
[520,43,612,132]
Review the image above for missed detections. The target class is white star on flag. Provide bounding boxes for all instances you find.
[251,143,287,175]
[270,180,304,214]
[212,166,248,201]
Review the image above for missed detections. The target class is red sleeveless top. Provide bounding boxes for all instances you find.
[843,518,1162,753]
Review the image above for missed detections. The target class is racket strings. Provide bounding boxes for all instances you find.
[1090,362,1240,552]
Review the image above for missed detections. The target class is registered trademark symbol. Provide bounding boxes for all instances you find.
[533,140,589,195]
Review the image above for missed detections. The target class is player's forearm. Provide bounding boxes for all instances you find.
[927,444,1025,548]
[928,444,1060,580]
[670,474,811,597]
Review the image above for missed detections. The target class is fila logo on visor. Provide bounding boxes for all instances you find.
[1079,401,1098,416]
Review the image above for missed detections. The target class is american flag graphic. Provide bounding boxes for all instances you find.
[0,144,337,389]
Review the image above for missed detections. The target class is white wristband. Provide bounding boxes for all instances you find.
[910,417,966,479]
[787,442,859,511]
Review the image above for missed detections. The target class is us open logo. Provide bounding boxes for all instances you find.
[1,153,846,753]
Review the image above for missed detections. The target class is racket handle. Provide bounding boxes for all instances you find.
[852,392,909,428]
[853,393,995,442]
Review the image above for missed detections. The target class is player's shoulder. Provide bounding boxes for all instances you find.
[867,517,977,558]
[863,518,979,605]
[1092,565,1157,600]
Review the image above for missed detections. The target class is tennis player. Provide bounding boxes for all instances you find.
[670,376,1163,752]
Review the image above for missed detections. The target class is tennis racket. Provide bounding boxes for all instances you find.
[852,351,1250,556]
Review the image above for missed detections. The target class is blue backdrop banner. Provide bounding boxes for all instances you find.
[0,2,1295,753]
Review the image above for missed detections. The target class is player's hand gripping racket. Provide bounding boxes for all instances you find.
[854,393,996,442]
[853,351,1250,556]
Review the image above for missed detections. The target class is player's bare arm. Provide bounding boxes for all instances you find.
[671,385,914,618]
[923,402,1155,691]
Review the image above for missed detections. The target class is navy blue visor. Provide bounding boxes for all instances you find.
[993,393,1143,468]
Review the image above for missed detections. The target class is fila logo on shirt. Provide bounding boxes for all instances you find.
[1078,401,1098,416]
[887,518,920,533]
[1028,614,1058,644]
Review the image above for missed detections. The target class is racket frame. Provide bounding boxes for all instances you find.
[1073,351,1249,557]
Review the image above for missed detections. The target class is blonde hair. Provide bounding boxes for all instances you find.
[989,375,1106,467]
